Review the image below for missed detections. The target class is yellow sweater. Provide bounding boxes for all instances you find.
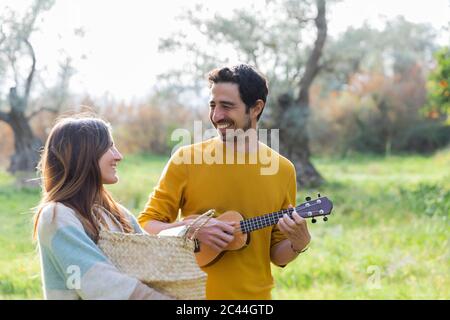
[138,137,297,299]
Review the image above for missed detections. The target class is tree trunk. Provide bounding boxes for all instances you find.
[274,98,323,187]
[7,109,42,173]
[291,147,324,187]
[288,0,327,187]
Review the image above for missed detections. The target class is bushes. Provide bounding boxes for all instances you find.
[99,101,197,155]
[400,121,450,153]
[309,67,449,155]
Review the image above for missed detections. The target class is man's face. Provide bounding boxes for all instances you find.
[209,82,253,141]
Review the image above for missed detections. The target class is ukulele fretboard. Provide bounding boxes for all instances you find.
[239,198,328,233]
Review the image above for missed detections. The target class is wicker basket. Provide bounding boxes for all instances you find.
[97,210,214,300]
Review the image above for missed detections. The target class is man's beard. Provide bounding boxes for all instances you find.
[220,116,252,142]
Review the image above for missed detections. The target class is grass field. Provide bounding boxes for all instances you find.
[0,151,449,299]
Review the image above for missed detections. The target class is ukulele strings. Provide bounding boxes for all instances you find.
[233,209,325,234]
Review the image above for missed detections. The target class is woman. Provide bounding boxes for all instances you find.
[34,115,173,300]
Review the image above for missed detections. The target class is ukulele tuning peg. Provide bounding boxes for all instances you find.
[311,218,317,223]
[305,196,311,201]
[323,217,328,222]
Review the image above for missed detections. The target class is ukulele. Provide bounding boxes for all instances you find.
[187,194,333,267]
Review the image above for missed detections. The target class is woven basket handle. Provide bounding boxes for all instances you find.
[185,209,215,241]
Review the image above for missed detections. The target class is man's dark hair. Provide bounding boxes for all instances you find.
[207,64,269,121]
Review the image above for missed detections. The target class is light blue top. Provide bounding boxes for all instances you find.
[36,202,169,300]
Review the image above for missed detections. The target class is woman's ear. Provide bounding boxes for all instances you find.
[251,100,265,120]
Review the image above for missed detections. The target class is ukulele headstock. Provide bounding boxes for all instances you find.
[296,193,333,223]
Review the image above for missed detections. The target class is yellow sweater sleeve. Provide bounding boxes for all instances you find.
[138,148,188,227]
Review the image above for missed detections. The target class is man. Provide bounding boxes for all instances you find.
[138,64,311,300]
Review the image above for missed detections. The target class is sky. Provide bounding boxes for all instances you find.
[1,0,449,102]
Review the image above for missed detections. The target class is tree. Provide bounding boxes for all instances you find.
[423,47,450,121]
[309,53,449,155]
[319,17,437,93]
[308,17,443,155]
[159,0,332,187]
[0,0,74,173]
[287,0,327,187]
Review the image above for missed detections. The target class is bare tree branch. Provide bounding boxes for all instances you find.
[250,51,260,69]
[8,52,20,89]
[293,16,315,26]
[23,38,36,105]
[297,0,327,106]
[0,25,6,46]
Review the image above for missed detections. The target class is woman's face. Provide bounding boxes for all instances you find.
[98,141,123,184]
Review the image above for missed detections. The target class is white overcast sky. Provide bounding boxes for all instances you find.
[1,0,449,102]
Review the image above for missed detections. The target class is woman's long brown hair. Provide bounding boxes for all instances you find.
[33,115,133,242]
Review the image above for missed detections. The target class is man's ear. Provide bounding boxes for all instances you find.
[251,100,265,120]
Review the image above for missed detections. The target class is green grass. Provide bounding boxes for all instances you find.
[273,150,450,299]
[0,150,449,299]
